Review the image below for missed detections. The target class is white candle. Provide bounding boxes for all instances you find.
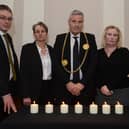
[115,101,124,115]
[102,101,111,115]
[30,101,39,114]
[89,102,98,114]
[74,102,83,114]
[60,101,68,114]
[45,101,53,114]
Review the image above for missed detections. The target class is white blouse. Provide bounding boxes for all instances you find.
[36,44,52,80]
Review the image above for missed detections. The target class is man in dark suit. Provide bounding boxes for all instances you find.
[53,10,97,105]
[0,4,19,121]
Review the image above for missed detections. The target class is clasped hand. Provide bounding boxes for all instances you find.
[66,82,84,96]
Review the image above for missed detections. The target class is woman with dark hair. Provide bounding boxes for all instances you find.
[20,21,54,105]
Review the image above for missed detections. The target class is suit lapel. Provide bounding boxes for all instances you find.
[33,42,43,76]
[0,35,10,63]
[80,32,87,61]
[64,33,71,70]
[6,34,19,73]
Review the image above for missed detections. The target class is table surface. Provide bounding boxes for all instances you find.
[0,106,129,129]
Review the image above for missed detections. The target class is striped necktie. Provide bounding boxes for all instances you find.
[73,36,80,82]
[3,34,16,81]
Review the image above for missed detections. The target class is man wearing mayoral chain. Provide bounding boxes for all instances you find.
[53,9,97,105]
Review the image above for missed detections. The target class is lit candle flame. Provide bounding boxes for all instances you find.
[117,101,121,105]
[104,101,107,105]
[92,101,95,104]
[77,101,80,104]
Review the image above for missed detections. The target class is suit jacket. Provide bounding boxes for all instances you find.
[0,34,19,97]
[53,32,97,97]
[20,42,54,99]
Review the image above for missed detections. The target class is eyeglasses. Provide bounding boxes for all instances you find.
[0,16,13,21]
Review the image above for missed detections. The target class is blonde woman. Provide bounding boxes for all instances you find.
[95,25,129,106]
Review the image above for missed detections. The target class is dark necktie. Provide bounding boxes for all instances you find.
[3,34,16,81]
[73,37,80,82]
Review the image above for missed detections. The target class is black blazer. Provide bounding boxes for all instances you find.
[0,34,19,96]
[53,32,97,96]
[20,42,54,99]
[96,47,129,90]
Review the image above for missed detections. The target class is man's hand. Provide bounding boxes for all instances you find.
[2,94,17,114]
[66,82,85,96]
[72,83,84,96]
[66,81,75,94]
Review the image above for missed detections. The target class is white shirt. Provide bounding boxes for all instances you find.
[36,43,52,80]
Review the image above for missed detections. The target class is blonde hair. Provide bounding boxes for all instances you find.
[101,25,122,48]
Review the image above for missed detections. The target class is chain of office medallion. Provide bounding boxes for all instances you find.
[61,32,89,74]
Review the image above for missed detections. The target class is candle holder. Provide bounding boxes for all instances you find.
[89,102,98,114]
[102,101,111,115]
[74,101,83,114]
[45,101,53,114]
[30,101,39,114]
[115,101,124,115]
[60,101,69,114]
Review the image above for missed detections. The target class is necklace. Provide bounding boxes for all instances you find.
[61,32,90,74]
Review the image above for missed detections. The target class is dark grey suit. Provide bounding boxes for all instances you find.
[0,34,19,121]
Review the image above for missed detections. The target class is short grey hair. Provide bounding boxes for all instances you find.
[70,9,84,17]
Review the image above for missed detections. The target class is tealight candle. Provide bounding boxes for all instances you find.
[102,101,111,115]
[45,101,53,114]
[60,101,68,114]
[30,101,39,114]
[115,101,124,115]
[74,101,83,114]
[89,102,98,114]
